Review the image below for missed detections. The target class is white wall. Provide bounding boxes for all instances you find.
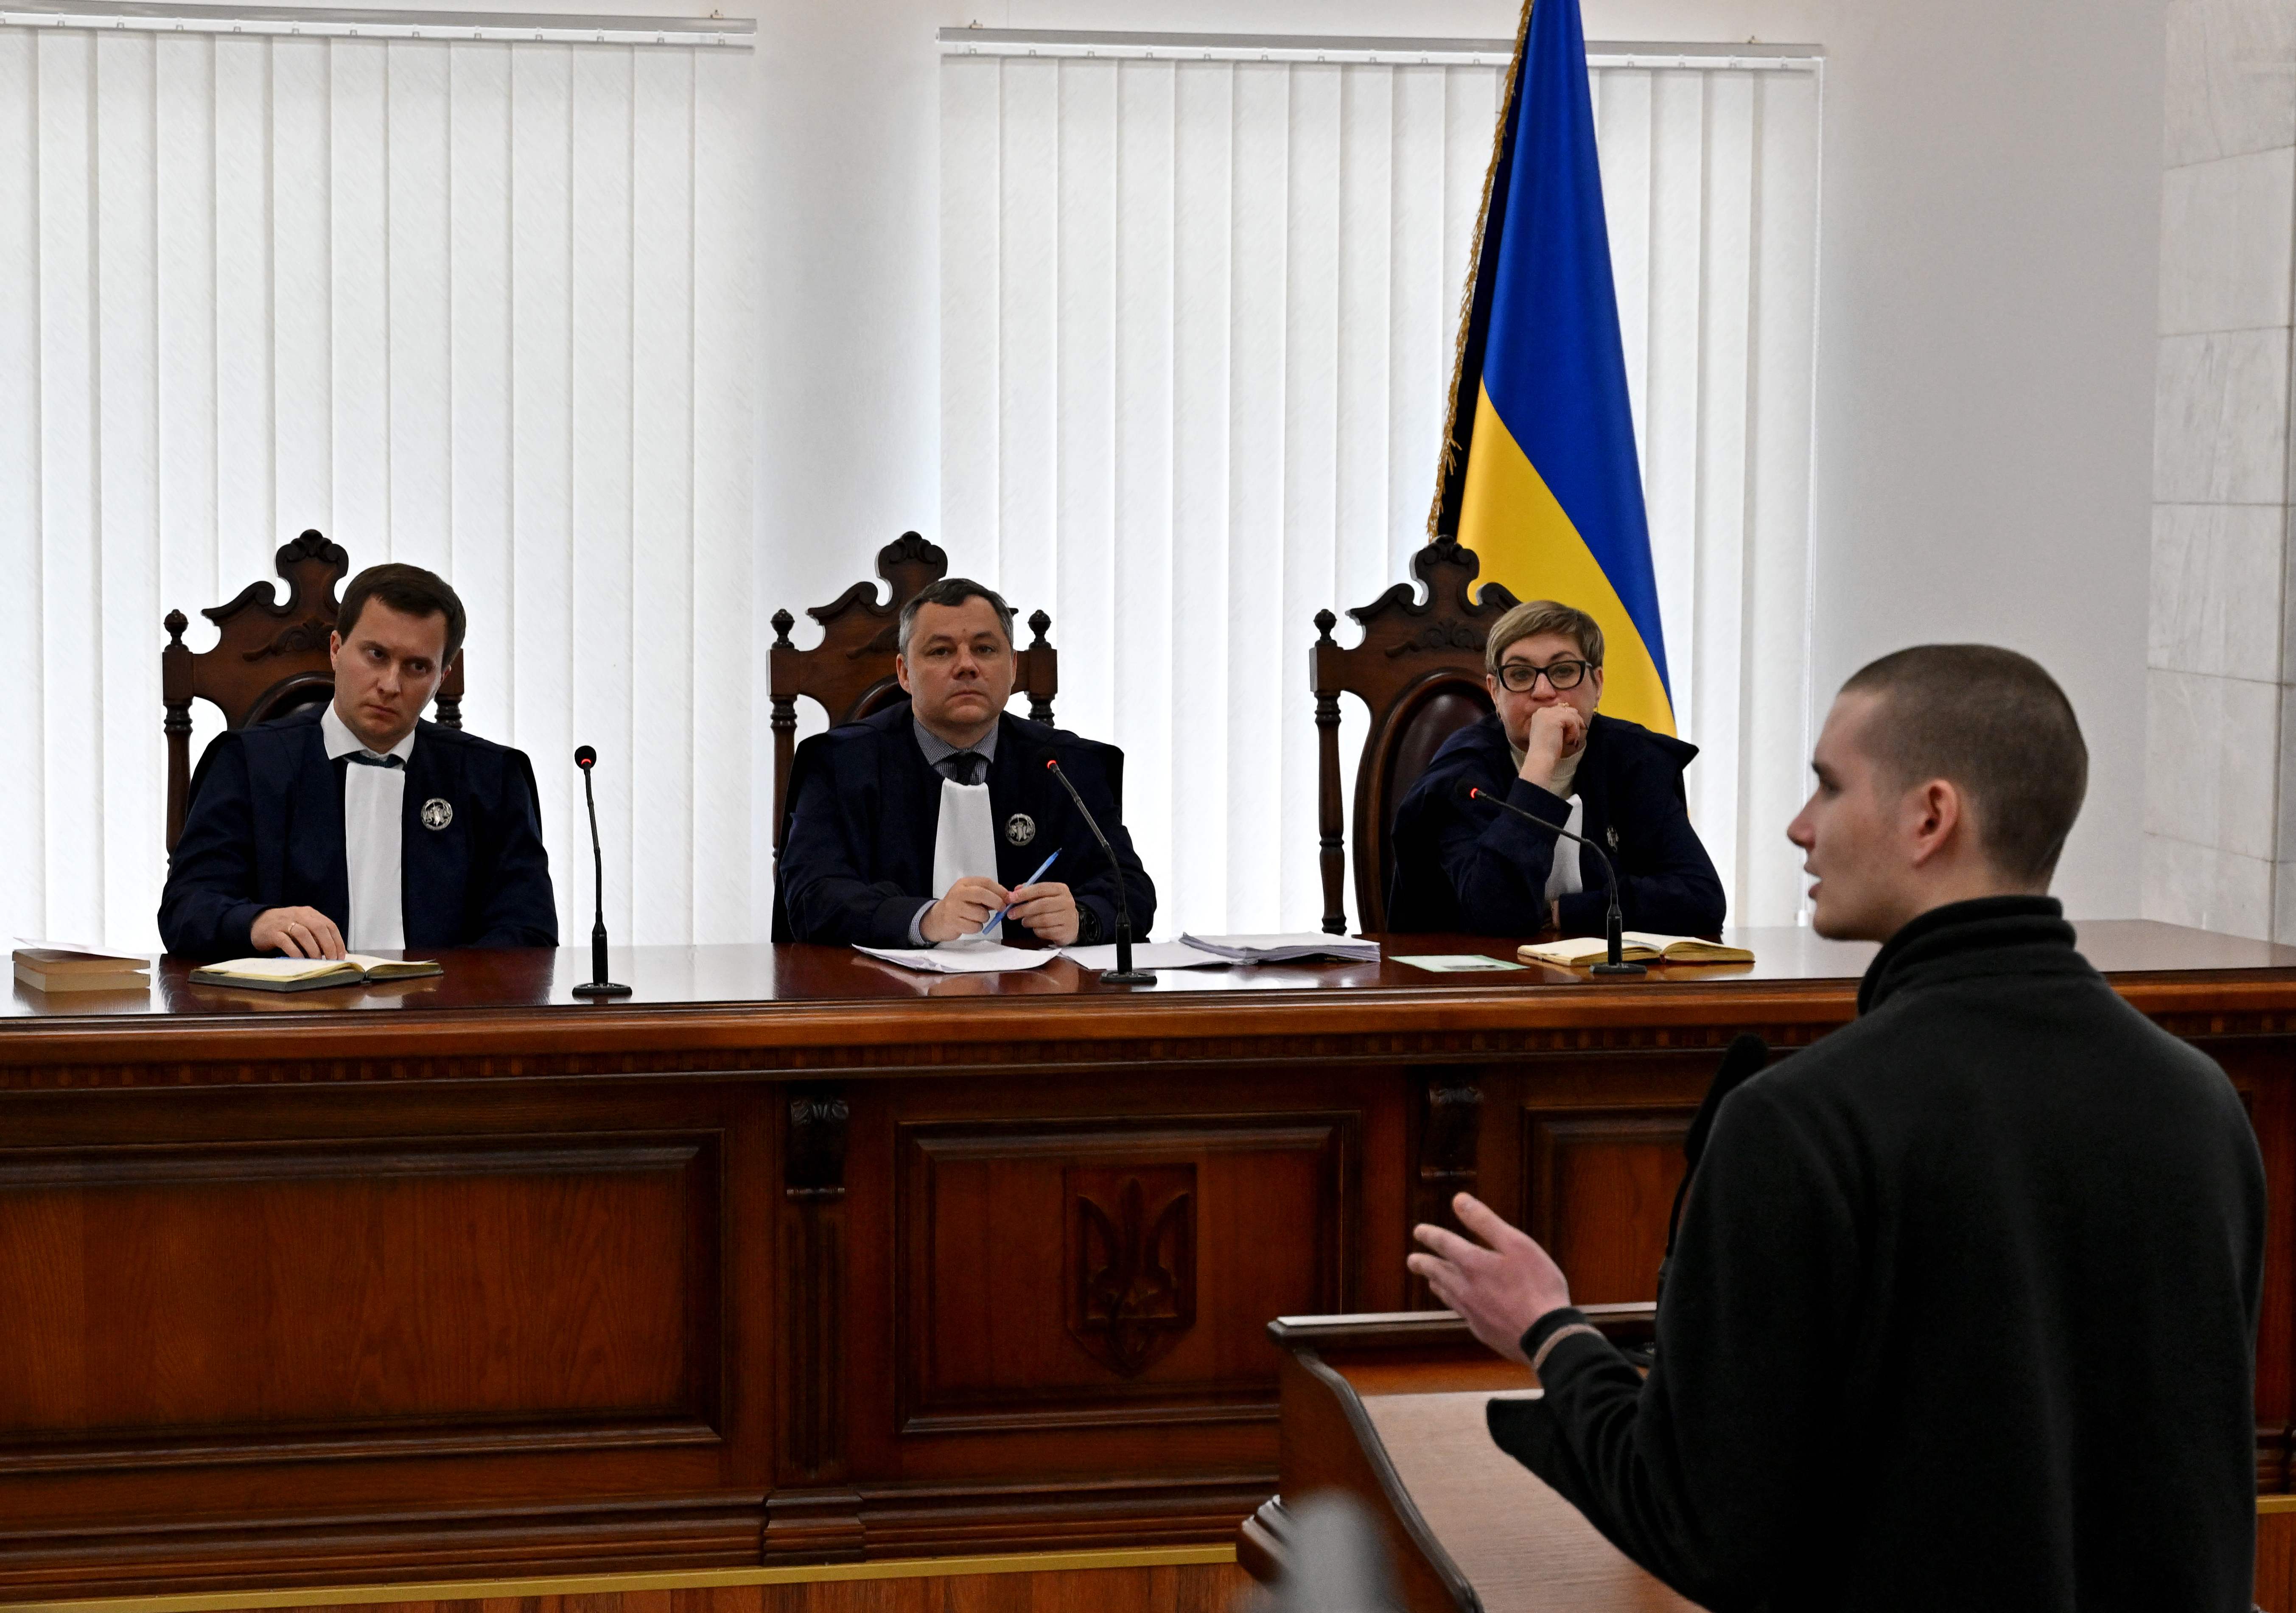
[1803,0,2166,919]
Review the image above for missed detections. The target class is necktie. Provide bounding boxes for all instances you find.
[941,752,986,787]
[345,753,405,770]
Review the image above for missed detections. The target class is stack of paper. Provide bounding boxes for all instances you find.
[188,955,445,992]
[1177,932,1381,964]
[13,946,151,994]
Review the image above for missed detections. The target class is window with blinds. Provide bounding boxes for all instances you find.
[939,34,1823,934]
[0,13,756,949]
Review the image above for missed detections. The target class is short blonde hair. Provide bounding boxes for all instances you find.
[1485,600,1604,674]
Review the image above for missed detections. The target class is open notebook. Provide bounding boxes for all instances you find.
[1518,933,1755,968]
[188,955,445,992]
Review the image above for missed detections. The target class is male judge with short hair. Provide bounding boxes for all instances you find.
[1386,599,1724,937]
[773,578,1154,948]
[1410,645,2264,1609]
[160,564,557,961]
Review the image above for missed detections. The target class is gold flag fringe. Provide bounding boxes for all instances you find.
[1426,0,1538,542]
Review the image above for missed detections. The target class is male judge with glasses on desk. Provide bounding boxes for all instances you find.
[158,564,558,962]
[1386,598,1725,937]
[773,577,1155,949]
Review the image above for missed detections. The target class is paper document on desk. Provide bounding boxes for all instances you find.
[1060,941,1230,972]
[854,942,1056,975]
[1178,932,1382,964]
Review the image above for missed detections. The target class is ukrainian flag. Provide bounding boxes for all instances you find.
[1434,0,1674,734]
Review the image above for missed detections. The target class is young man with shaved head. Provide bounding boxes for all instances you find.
[1410,645,2264,1609]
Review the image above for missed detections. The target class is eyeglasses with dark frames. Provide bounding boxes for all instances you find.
[1495,658,1593,694]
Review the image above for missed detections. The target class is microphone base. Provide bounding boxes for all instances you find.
[1588,961,1649,977]
[573,980,633,998]
[1098,969,1156,987]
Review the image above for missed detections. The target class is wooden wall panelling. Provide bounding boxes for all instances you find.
[1403,1072,1482,1311]
[0,1079,772,1596]
[789,1065,1407,1559]
[894,1114,1355,1430]
[771,1085,862,1560]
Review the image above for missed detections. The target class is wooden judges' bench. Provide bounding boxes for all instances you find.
[3,923,2296,1599]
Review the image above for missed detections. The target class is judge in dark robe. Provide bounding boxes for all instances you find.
[773,578,1155,949]
[159,564,557,962]
[1386,599,1723,937]
[1407,646,2264,1610]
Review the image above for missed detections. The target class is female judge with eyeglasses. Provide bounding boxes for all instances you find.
[1386,599,1725,938]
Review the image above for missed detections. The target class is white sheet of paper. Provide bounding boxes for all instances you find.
[1059,941,1232,972]
[854,943,1057,975]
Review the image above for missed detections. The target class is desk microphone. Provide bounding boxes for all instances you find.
[1045,758,1153,986]
[1465,786,1646,977]
[571,745,631,999]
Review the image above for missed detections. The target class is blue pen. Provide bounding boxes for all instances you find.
[977,850,1060,934]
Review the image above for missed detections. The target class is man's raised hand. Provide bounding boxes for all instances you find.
[1407,1193,1573,1365]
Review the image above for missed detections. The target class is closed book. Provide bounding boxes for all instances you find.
[188,955,444,992]
[13,948,151,994]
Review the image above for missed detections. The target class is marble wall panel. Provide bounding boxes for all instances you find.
[2164,0,2296,168]
[2159,145,2296,336]
[2150,502,2288,678]
[2145,830,2275,936]
[2153,327,2293,503]
[2145,667,2282,858]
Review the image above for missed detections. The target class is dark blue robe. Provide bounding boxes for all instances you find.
[773,702,1156,947]
[1387,710,1725,937]
[159,706,558,961]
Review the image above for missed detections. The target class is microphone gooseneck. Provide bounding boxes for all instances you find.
[1466,784,1646,977]
[571,746,632,999]
[1045,757,1152,986]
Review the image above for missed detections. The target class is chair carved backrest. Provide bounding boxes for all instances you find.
[1313,540,1520,935]
[161,530,466,849]
[768,532,1059,849]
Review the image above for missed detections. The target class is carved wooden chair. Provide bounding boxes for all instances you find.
[1312,540,1521,935]
[768,532,1058,850]
[161,530,466,849]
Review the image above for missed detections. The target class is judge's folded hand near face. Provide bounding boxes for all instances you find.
[773,579,1154,949]
[1409,645,2265,1609]
[1386,599,1724,937]
[158,564,557,962]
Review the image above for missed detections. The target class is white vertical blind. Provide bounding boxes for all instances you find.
[941,38,1822,933]
[0,17,756,951]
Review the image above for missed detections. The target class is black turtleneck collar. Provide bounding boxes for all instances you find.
[1856,893,2080,1016]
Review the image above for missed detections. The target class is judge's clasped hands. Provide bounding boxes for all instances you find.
[918,874,1081,945]
[1408,1192,1573,1367]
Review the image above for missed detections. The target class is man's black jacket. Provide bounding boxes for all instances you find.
[1495,897,2266,1611]
[1386,710,1725,935]
[773,702,1155,947]
[158,705,558,960]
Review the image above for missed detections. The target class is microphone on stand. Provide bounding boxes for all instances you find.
[1466,786,1646,977]
[571,745,631,999]
[1045,758,1153,986]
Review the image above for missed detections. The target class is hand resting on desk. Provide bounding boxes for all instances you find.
[1408,1192,1573,1366]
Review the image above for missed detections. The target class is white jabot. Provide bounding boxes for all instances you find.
[930,778,1002,940]
[320,703,412,952]
[1543,798,1585,903]
[1505,739,1587,905]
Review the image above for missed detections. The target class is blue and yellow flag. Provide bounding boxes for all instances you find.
[1433,0,1674,734]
